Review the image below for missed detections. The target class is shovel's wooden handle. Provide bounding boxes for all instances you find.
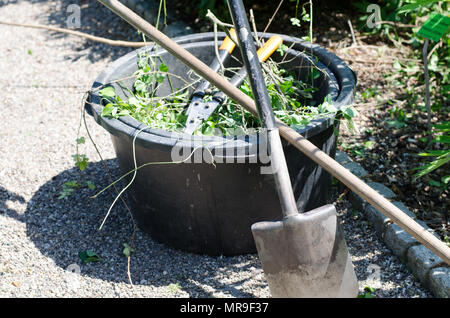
[97,0,450,264]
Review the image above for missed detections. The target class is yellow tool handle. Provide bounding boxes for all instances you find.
[257,35,283,62]
[218,28,237,53]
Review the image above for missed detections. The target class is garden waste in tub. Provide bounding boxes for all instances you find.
[97,44,357,136]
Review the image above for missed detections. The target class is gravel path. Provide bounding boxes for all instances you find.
[0,0,432,298]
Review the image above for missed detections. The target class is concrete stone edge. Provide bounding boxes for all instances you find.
[335,151,449,298]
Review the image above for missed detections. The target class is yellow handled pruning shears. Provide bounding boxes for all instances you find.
[183,34,283,134]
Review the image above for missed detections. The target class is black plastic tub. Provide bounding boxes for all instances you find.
[86,32,356,255]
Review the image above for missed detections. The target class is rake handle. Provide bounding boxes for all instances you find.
[96,0,450,264]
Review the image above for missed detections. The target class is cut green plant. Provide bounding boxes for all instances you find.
[98,45,357,136]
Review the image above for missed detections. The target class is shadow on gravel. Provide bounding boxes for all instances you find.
[0,185,26,222]
[0,0,18,8]
[20,159,261,297]
[48,0,138,62]
[15,0,139,62]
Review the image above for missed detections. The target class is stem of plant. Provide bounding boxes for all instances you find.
[422,38,432,133]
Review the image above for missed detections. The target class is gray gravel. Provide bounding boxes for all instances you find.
[0,0,432,298]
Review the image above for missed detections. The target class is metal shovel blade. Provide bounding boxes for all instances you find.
[251,204,358,298]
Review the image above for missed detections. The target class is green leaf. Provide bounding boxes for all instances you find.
[101,103,116,118]
[318,100,337,114]
[122,243,135,258]
[128,97,140,108]
[159,63,169,73]
[57,180,79,200]
[433,122,450,132]
[290,17,301,27]
[428,179,441,187]
[134,79,147,93]
[79,250,101,264]
[442,175,450,184]
[364,286,376,293]
[76,137,85,144]
[364,140,376,150]
[431,135,450,144]
[64,180,79,188]
[343,106,358,118]
[118,109,131,117]
[86,250,96,257]
[414,155,450,179]
[57,190,73,200]
[397,0,442,15]
[86,181,96,190]
[393,60,403,70]
[386,119,407,129]
[99,86,116,99]
[353,148,365,158]
[72,154,89,171]
[111,106,118,118]
[276,44,289,56]
[417,150,448,157]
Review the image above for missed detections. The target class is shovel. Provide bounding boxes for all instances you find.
[227,0,359,297]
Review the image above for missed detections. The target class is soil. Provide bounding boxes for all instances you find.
[166,1,449,241]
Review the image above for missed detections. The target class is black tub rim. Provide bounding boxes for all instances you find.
[86,32,356,153]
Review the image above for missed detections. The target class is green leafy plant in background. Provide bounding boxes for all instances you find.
[397,0,445,14]
[354,0,449,85]
[340,140,375,159]
[413,121,450,190]
[289,0,313,42]
[386,105,410,128]
[354,1,449,190]
[396,2,449,189]
[354,0,446,38]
